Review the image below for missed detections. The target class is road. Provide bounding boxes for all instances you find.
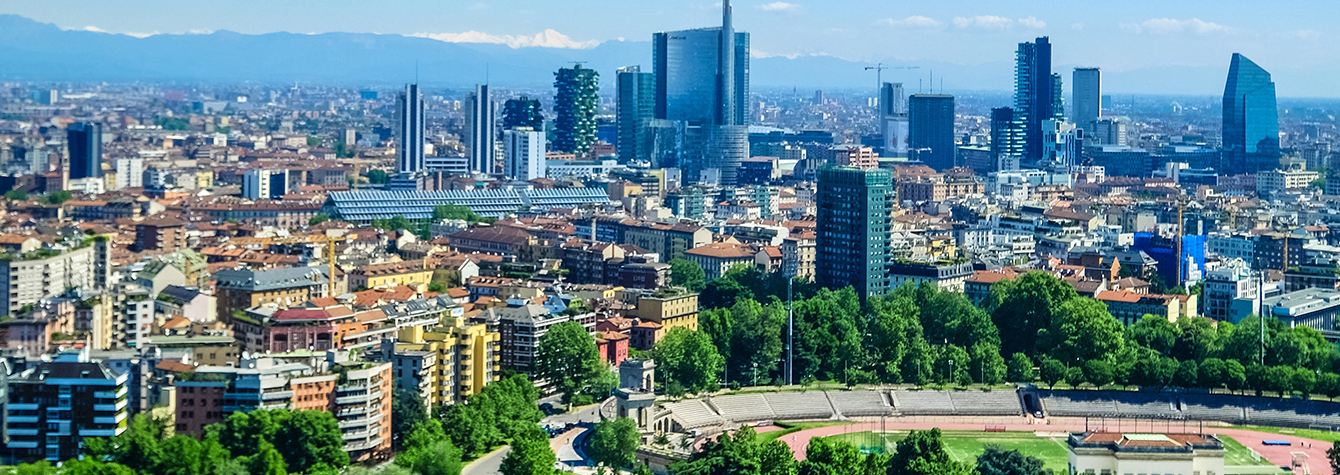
[462,446,510,475]
[459,397,605,474]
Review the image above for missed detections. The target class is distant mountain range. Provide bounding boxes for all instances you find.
[0,14,1325,97]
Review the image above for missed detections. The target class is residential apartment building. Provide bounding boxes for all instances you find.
[214,265,332,319]
[4,349,129,463]
[630,287,699,332]
[385,318,499,408]
[347,259,434,292]
[0,241,110,317]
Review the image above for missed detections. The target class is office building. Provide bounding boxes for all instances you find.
[908,94,956,170]
[396,84,425,174]
[816,166,894,298]
[1013,37,1057,163]
[4,349,129,463]
[553,65,600,156]
[991,107,1022,172]
[617,66,656,164]
[467,84,496,174]
[323,188,614,224]
[652,0,749,127]
[114,157,143,190]
[1203,258,1258,321]
[242,168,289,200]
[652,0,750,186]
[502,97,543,129]
[881,82,909,157]
[67,122,102,180]
[1092,117,1128,146]
[1222,53,1280,175]
[1072,67,1101,135]
[503,128,547,181]
[1042,119,1083,167]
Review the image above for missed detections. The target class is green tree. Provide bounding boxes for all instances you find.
[432,204,493,223]
[1293,367,1317,399]
[913,283,1000,348]
[46,190,73,205]
[12,461,56,475]
[1038,357,1067,389]
[976,445,1053,475]
[397,424,463,475]
[247,442,288,475]
[701,274,754,309]
[500,435,558,475]
[1224,359,1248,393]
[669,258,707,293]
[669,426,796,475]
[1126,315,1179,357]
[1198,358,1227,390]
[1319,373,1340,400]
[441,401,502,458]
[986,272,1078,357]
[393,389,431,449]
[589,417,641,469]
[969,342,1007,385]
[309,214,330,226]
[655,327,726,392]
[307,135,321,147]
[1328,441,1340,475]
[888,428,977,475]
[1174,359,1199,388]
[60,459,137,475]
[931,344,971,385]
[724,299,786,386]
[366,169,390,184]
[1083,360,1115,389]
[1039,298,1125,364]
[792,287,866,382]
[799,438,866,475]
[1007,353,1035,383]
[868,291,930,384]
[4,189,28,200]
[273,410,348,473]
[536,320,610,404]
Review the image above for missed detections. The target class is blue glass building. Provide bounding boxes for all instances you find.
[908,94,956,171]
[1222,53,1279,175]
[67,122,103,180]
[1133,232,1207,289]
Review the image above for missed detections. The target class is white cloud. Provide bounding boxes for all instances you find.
[757,1,800,12]
[880,16,942,27]
[1296,29,1322,40]
[411,29,599,49]
[952,15,1046,29]
[1017,16,1046,29]
[953,15,1013,29]
[1122,18,1229,35]
[81,26,107,33]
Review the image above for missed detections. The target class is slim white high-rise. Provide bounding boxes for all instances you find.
[396,84,425,174]
[1072,68,1101,135]
[503,128,547,182]
[467,84,496,175]
[880,82,908,157]
[114,157,143,190]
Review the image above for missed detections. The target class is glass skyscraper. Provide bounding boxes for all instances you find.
[816,166,894,298]
[1072,67,1101,136]
[651,0,749,186]
[991,107,1022,172]
[396,84,425,174]
[908,94,956,171]
[67,122,102,180]
[1013,37,1056,164]
[1222,53,1279,175]
[467,84,495,175]
[616,66,655,164]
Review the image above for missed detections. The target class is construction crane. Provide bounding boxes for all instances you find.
[271,234,348,297]
[864,63,919,108]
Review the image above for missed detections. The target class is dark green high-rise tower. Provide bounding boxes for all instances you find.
[816,166,894,298]
[553,65,600,156]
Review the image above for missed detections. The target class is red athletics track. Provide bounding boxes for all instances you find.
[766,416,1332,475]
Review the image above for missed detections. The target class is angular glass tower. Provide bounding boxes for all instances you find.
[616,66,655,164]
[816,166,894,298]
[1013,37,1054,164]
[908,94,956,171]
[1222,53,1279,174]
[67,122,103,180]
[396,84,425,174]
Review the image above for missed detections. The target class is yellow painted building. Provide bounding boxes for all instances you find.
[390,316,501,407]
[348,259,436,292]
[633,288,699,331]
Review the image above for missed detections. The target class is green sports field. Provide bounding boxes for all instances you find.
[818,430,1279,473]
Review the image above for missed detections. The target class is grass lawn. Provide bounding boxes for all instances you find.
[761,421,852,441]
[820,430,1071,471]
[1218,435,1276,467]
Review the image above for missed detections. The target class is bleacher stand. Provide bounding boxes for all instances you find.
[663,399,724,429]
[709,394,776,422]
[892,390,958,415]
[763,392,835,420]
[948,391,1024,415]
[827,390,893,417]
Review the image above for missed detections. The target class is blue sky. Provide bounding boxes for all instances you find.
[5,0,1336,89]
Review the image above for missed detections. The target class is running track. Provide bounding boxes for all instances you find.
[771,417,1333,475]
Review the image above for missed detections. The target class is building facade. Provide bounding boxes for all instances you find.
[816,166,894,297]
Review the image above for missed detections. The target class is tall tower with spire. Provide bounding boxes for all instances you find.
[719,0,736,126]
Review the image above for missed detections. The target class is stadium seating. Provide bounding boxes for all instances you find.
[948,391,1024,415]
[709,394,776,422]
[663,400,724,429]
[892,390,957,415]
[1113,393,1180,418]
[763,392,835,420]
[1178,395,1246,424]
[1039,391,1120,417]
[826,390,892,417]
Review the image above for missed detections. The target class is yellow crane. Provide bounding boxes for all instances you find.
[271,233,348,297]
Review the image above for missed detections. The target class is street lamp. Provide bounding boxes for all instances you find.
[948,359,954,385]
[753,362,758,387]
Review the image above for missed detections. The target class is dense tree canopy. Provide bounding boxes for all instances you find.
[536,320,615,404]
[654,327,726,393]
